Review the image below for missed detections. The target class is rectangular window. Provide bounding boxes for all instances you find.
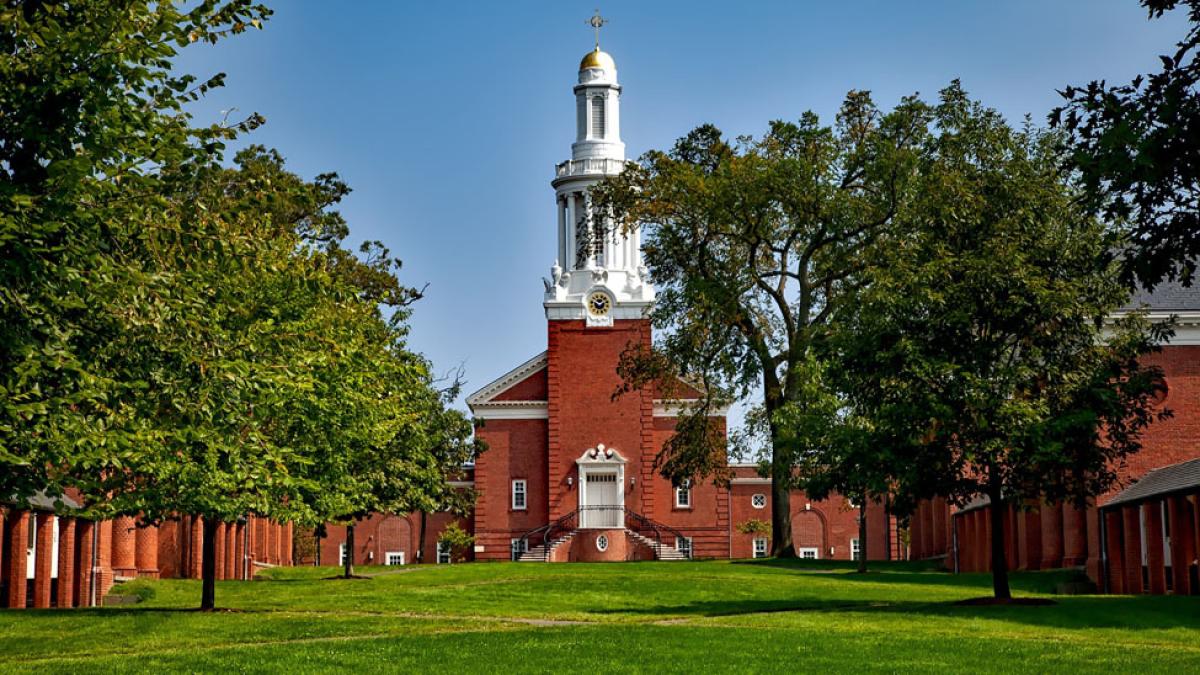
[753,538,768,559]
[338,543,349,567]
[511,538,528,561]
[436,541,451,564]
[676,536,692,558]
[385,551,405,566]
[851,538,861,561]
[799,547,819,560]
[512,479,527,510]
[675,481,691,509]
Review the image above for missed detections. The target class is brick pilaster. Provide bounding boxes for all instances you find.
[5,511,29,609]
[32,514,54,608]
[57,517,76,608]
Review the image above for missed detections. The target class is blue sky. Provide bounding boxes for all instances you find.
[175,1,1189,420]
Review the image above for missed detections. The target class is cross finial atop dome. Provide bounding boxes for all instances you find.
[587,9,607,49]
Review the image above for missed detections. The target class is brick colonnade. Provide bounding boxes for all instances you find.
[951,494,1199,595]
[908,498,953,561]
[2,509,294,609]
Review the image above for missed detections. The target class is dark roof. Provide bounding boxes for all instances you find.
[3,490,81,512]
[1104,457,1200,509]
[1122,278,1200,312]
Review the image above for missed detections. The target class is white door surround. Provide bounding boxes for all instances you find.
[576,445,626,528]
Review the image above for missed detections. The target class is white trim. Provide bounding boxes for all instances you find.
[338,543,349,567]
[751,493,766,509]
[510,538,528,561]
[385,551,405,566]
[471,401,549,420]
[731,477,771,485]
[753,537,768,559]
[577,445,627,528]
[674,481,692,509]
[799,547,819,560]
[1106,311,1200,345]
[653,399,730,418]
[511,479,527,511]
[466,352,548,408]
[446,480,475,489]
[676,536,693,556]
[436,541,451,564]
[850,538,861,561]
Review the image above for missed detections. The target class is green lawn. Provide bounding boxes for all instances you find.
[1,559,1197,673]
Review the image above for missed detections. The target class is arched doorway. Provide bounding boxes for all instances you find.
[791,508,827,559]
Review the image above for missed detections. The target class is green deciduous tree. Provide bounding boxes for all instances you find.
[831,83,1169,599]
[1054,0,1200,288]
[595,92,930,557]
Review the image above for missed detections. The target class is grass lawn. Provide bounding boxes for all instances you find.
[1,558,1197,673]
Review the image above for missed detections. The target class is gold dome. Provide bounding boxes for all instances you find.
[579,48,616,72]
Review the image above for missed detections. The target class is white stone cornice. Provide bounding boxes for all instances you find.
[653,399,730,418]
[466,352,548,408]
[447,480,475,489]
[730,477,771,485]
[1105,311,1200,346]
[470,401,549,420]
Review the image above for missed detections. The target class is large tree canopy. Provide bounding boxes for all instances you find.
[596,91,930,557]
[831,83,1168,599]
[1054,0,1200,288]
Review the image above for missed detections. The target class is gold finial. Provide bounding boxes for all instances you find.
[587,9,607,49]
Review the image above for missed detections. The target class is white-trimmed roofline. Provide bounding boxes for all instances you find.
[466,351,548,408]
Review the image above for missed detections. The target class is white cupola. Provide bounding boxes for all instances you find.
[544,31,653,327]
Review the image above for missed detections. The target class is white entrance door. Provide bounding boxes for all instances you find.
[582,473,620,528]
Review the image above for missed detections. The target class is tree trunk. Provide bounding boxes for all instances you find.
[857,492,868,574]
[987,482,1012,600]
[416,511,428,564]
[200,518,219,611]
[770,457,795,557]
[343,523,355,579]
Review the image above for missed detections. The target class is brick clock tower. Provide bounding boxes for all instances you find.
[466,34,874,563]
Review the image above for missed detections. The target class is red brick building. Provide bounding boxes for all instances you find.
[1,495,291,609]
[455,44,893,564]
[909,281,1200,594]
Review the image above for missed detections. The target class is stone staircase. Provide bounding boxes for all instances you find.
[517,529,690,562]
[517,531,577,562]
[626,530,689,560]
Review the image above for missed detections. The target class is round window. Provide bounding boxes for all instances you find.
[596,534,609,552]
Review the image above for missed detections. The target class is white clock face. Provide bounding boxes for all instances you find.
[587,292,612,317]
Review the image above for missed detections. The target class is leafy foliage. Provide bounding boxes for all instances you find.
[829,83,1168,598]
[437,522,474,563]
[1053,0,1200,288]
[595,92,931,556]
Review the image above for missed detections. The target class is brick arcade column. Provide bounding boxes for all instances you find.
[76,520,95,607]
[135,522,159,578]
[1039,501,1064,569]
[273,522,283,565]
[1062,503,1087,566]
[215,522,227,580]
[1104,509,1126,593]
[1169,495,1196,595]
[1121,505,1143,594]
[1018,507,1042,571]
[1144,500,1167,595]
[189,516,204,579]
[1003,507,1018,573]
[234,523,247,580]
[96,519,114,599]
[32,513,54,608]
[284,522,294,566]
[5,511,29,609]
[56,517,76,608]
[224,524,237,580]
[931,499,947,557]
[111,515,138,578]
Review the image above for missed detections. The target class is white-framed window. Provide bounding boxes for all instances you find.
[799,547,819,560]
[675,480,691,509]
[511,479,527,510]
[385,551,405,566]
[510,538,528,561]
[596,534,609,552]
[436,541,451,564]
[676,536,692,558]
[851,538,862,561]
[751,493,766,509]
[753,538,768,559]
[338,543,349,567]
